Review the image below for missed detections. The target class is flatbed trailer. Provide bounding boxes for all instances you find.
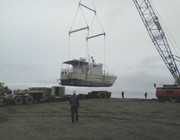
[86,91,111,99]
[1,88,111,105]
[0,85,66,105]
[3,90,53,105]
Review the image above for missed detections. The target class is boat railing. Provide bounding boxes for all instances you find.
[103,72,116,77]
[103,65,116,77]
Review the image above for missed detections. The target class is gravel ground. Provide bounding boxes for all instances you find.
[0,98,180,140]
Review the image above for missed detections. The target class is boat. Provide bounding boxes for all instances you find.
[59,1,117,87]
[60,57,117,87]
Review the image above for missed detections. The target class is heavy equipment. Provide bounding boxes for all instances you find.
[0,83,66,105]
[0,82,111,105]
[133,0,180,102]
[0,86,52,105]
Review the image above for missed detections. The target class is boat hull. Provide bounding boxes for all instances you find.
[60,75,117,87]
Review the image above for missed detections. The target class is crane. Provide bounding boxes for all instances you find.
[133,0,180,102]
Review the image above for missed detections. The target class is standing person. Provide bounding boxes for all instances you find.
[121,91,124,99]
[144,92,147,99]
[70,92,79,123]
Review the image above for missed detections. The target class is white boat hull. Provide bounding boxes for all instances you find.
[61,74,117,87]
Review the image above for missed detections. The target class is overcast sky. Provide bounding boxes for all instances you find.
[1,0,180,98]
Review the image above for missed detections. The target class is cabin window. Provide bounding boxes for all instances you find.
[93,64,97,68]
[61,71,68,75]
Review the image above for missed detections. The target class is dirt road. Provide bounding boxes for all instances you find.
[0,98,180,140]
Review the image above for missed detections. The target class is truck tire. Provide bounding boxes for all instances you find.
[14,96,23,105]
[25,96,33,104]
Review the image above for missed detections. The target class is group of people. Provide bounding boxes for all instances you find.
[69,91,148,124]
[121,91,148,99]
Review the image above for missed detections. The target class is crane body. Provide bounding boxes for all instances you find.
[133,0,180,102]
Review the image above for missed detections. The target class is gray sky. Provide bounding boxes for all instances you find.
[1,0,180,98]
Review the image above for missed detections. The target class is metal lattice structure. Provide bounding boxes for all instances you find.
[133,0,180,79]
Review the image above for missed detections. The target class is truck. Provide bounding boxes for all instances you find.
[0,83,111,105]
[133,0,180,102]
[0,83,66,105]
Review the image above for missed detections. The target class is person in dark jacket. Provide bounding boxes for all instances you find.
[144,92,147,99]
[70,92,79,123]
[121,91,124,99]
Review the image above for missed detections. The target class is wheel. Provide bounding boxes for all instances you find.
[25,96,33,104]
[14,96,23,105]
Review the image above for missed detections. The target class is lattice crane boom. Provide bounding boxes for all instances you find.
[133,0,180,80]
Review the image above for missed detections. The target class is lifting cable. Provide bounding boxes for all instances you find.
[69,3,89,35]
[68,0,107,74]
[84,0,106,74]
[68,1,89,59]
[86,2,105,41]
